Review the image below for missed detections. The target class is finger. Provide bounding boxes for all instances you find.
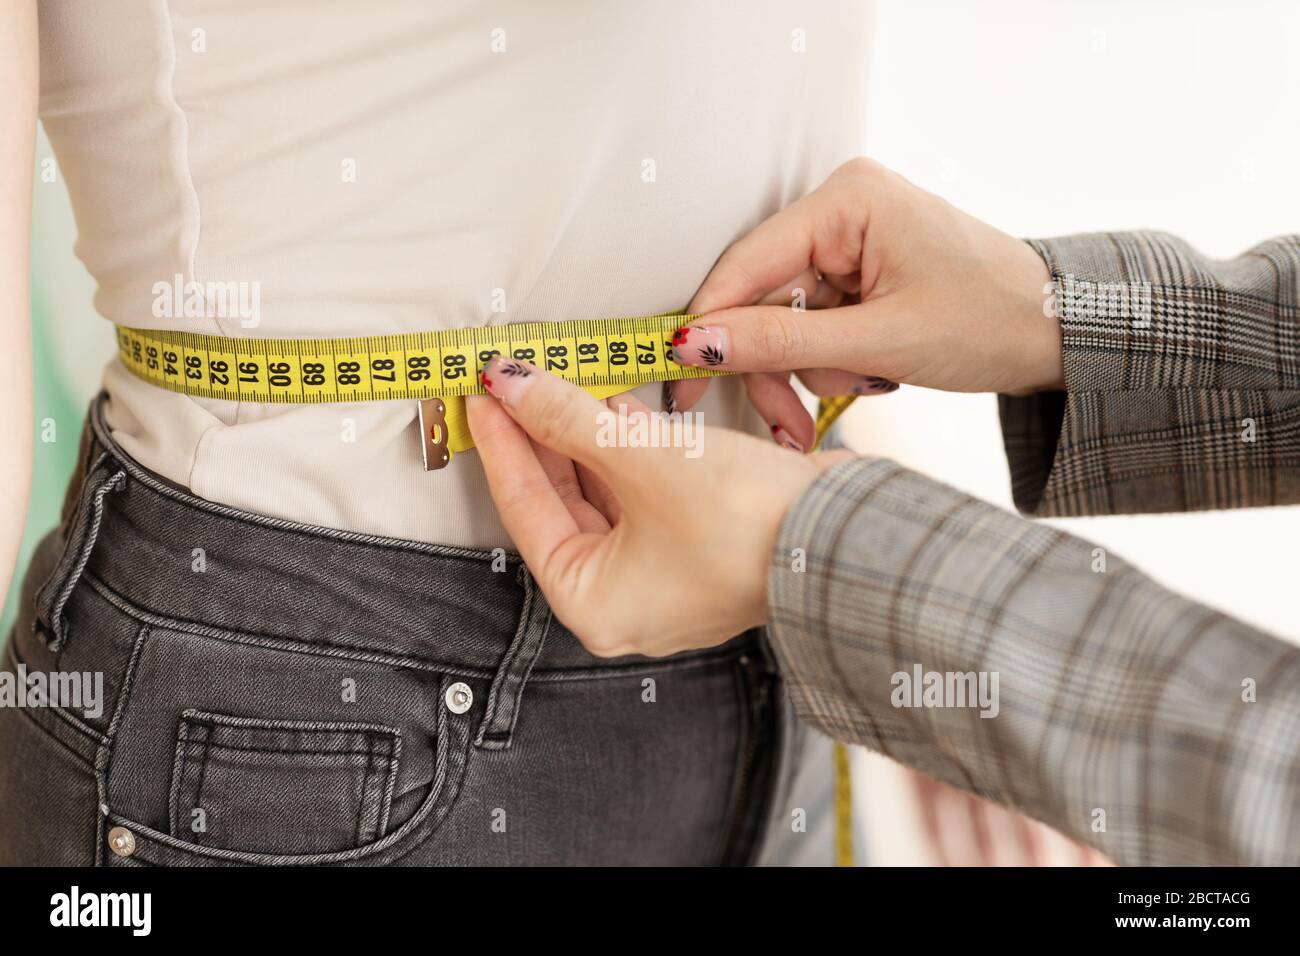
[976,799,1040,866]
[467,393,585,567]
[479,355,630,483]
[911,771,985,867]
[796,368,899,397]
[743,372,815,453]
[754,266,819,307]
[805,281,843,311]
[912,773,954,867]
[687,185,865,314]
[605,391,656,416]
[665,378,709,413]
[670,302,892,375]
[1079,846,1115,867]
[576,462,621,525]
[822,271,861,296]
[1035,825,1111,867]
[1015,817,1050,867]
[932,783,985,866]
[753,266,843,312]
[530,439,612,534]
[576,392,655,524]
[811,448,856,471]
[964,793,996,866]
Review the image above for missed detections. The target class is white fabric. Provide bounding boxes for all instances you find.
[39,0,871,548]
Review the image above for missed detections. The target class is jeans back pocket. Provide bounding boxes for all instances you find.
[169,710,402,856]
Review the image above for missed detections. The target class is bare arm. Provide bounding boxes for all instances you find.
[0,0,38,611]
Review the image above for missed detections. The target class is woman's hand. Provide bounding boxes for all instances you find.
[466,357,850,657]
[906,770,1113,867]
[671,157,1063,450]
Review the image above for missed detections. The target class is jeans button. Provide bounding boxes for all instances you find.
[107,826,137,858]
[444,682,473,715]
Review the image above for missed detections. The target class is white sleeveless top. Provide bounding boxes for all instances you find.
[39,0,871,549]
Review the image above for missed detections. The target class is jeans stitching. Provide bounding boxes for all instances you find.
[93,622,151,867]
[82,572,499,681]
[179,709,404,736]
[377,731,401,837]
[169,719,191,838]
[193,724,214,844]
[90,393,519,564]
[3,640,109,751]
[169,714,400,852]
[715,660,751,865]
[45,469,126,652]
[480,606,552,747]
[101,676,460,866]
[4,689,98,769]
[178,742,385,759]
[474,569,541,748]
[355,733,373,846]
[31,451,108,617]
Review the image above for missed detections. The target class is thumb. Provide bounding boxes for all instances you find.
[478,355,629,481]
[669,302,890,375]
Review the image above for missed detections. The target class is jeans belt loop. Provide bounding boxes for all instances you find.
[32,451,127,653]
[473,562,551,750]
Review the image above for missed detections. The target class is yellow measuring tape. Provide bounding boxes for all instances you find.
[116,312,859,862]
[811,396,858,867]
[114,314,727,466]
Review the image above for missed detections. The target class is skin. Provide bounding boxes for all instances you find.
[467,366,851,657]
[470,158,1064,657]
[468,364,1107,864]
[469,158,1089,862]
[0,1,37,615]
[672,157,1063,451]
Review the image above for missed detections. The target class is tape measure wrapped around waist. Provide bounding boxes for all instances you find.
[116,311,861,859]
[114,313,857,459]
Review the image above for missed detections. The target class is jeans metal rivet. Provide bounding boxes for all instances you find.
[107,826,137,858]
[445,682,473,715]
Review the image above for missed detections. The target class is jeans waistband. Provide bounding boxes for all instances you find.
[37,394,734,689]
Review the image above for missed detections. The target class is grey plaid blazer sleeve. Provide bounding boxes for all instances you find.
[999,231,1300,516]
[767,458,1300,866]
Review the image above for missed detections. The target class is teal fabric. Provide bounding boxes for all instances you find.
[1,279,80,634]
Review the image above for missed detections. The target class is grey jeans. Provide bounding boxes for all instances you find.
[0,396,785,866]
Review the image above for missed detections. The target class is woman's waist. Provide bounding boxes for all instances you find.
[74,389,756,668]
[101,359,764,552]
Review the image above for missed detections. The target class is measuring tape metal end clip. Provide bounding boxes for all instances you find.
[419,398,450,470]
[116,312,864,857]
[114,314,861,474]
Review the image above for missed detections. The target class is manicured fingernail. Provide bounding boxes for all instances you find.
[770,424,805,454]
[481,356,536,407]
[661,381,678,414]
[669,326,729,368]
[850,376,899,395]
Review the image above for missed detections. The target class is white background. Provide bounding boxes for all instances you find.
[847,0,1300,864]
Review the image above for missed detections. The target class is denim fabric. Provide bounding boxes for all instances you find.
[0,395,783,866]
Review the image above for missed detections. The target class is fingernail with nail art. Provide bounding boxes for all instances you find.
[661,381,678,414]
[770,424,805,453]
[850,376,899,395]
[480,356,536,406]
[670,326,729,368]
